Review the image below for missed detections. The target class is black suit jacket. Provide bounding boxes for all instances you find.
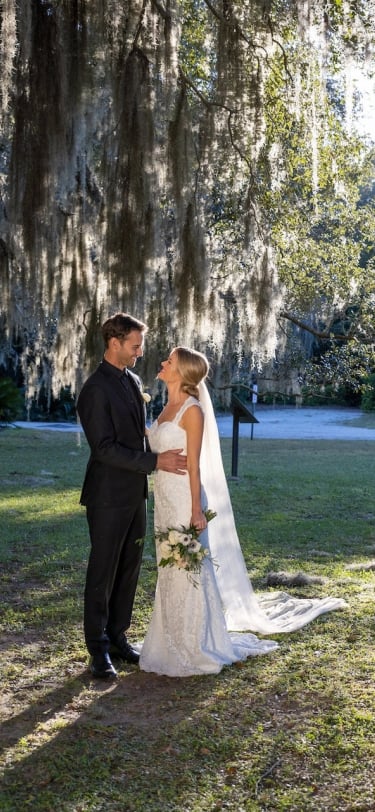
[77,360,157,508]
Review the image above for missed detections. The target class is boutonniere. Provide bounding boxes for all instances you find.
[141,391,151,404]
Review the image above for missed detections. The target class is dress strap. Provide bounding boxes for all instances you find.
[174,396,202,423]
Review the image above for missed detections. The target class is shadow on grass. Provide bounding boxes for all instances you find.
[2,611,374,812]
[0,659,275,810]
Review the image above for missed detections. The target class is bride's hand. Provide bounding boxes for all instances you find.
[191,510,208,531]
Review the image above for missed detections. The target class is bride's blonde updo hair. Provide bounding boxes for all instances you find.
[174,347,209,399]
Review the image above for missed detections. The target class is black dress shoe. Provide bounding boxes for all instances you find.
[90,652,118,679]
[110,636,140,664]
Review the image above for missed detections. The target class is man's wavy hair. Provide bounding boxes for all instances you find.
[101,313,148,348]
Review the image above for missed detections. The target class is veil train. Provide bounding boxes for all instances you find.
[198,382,347,635]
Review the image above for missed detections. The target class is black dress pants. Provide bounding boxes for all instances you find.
[84,502,146,655]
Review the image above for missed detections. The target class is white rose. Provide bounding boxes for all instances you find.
[168,529,184,545]
[142,392,151,403]
[159,540,172,559]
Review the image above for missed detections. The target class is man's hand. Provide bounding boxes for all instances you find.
[156,449,187,475]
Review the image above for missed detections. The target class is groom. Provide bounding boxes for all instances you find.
[77,312,187,679]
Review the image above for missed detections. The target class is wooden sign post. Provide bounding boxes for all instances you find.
[230,392,259,478]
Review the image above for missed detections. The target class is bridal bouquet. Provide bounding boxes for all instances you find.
[156,508,217,579]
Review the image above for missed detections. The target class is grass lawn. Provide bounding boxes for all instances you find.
[0,427,374,811]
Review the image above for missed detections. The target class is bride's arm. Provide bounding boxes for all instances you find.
[181,405,207,531]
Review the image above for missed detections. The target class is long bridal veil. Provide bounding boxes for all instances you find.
[198,382,347,634]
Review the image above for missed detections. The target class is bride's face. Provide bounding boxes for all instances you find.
[157,350,182,385]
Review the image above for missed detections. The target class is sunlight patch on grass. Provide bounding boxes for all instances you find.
[1,490,81,520]
[0,686,102,773]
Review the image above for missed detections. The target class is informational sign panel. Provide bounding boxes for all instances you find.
[230,392,259,478]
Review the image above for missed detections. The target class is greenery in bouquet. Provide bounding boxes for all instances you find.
[156,508,217,578]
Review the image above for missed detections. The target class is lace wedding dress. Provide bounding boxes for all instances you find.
[139,398,278,676]
[139,391,347,677]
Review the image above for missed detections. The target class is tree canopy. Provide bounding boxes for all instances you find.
[0,0,374,409]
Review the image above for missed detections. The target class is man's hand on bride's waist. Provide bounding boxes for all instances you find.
[156,449,187,475]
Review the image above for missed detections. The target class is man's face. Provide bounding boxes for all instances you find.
[113,330,144,369]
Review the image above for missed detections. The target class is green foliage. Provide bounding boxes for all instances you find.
[302,382,361,407]
[360,372,375,411]
[301,340,375,403]
[0,376,23,423]
[264,48,373,310]
[179,0,212,91]
[258,30,375,391]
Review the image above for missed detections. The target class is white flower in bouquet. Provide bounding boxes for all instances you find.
[159,539,172,559]
[168,529,186,545]
[180,533,193,546]
[155,509,217,583]
[187,539,201,554]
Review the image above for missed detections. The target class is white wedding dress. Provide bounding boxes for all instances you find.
[139,391,347,678]
[140,398,278,677]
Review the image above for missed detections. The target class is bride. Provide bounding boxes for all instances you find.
[139,347,346,677]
